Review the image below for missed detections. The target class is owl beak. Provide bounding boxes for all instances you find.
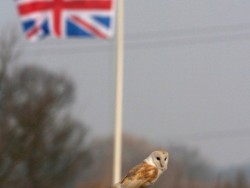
[160,160,167,171]
[160,161,164,168]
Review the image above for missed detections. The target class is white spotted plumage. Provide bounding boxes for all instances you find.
[111,150,169,188]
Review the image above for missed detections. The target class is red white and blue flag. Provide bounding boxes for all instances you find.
[15,0,115,41]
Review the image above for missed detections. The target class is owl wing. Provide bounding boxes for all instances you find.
[120,162,158,188]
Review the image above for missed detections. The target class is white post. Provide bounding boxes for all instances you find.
[113,0,124,184]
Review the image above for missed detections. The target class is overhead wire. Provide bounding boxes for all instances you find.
[21,23,250,56]
[171,128,250,142]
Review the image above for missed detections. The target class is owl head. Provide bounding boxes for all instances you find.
[147,150,169,171]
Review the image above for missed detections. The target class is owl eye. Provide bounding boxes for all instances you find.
[156,157,160,161]
[164,157,167,161]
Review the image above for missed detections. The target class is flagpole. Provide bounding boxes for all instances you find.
[113,0,124,184]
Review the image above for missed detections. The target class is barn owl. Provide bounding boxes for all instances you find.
[111,150,169,188]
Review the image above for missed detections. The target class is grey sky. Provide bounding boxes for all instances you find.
[1,0,250,168]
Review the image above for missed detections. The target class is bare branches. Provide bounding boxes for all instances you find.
[0,29,91,188]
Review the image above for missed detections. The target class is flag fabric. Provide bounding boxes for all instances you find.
[15,0,115,41]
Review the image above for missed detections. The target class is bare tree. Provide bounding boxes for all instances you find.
[0,29,91,188]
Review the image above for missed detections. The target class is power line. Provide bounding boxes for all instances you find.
[20,23,250,54]
[23,22,250,47]
[22,30,250,56]
[171,128,250,142]
[126,23,250,40]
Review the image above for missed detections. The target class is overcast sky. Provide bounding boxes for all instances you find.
[1,0,250,168]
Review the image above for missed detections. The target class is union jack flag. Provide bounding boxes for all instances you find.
[15,0,115,41]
